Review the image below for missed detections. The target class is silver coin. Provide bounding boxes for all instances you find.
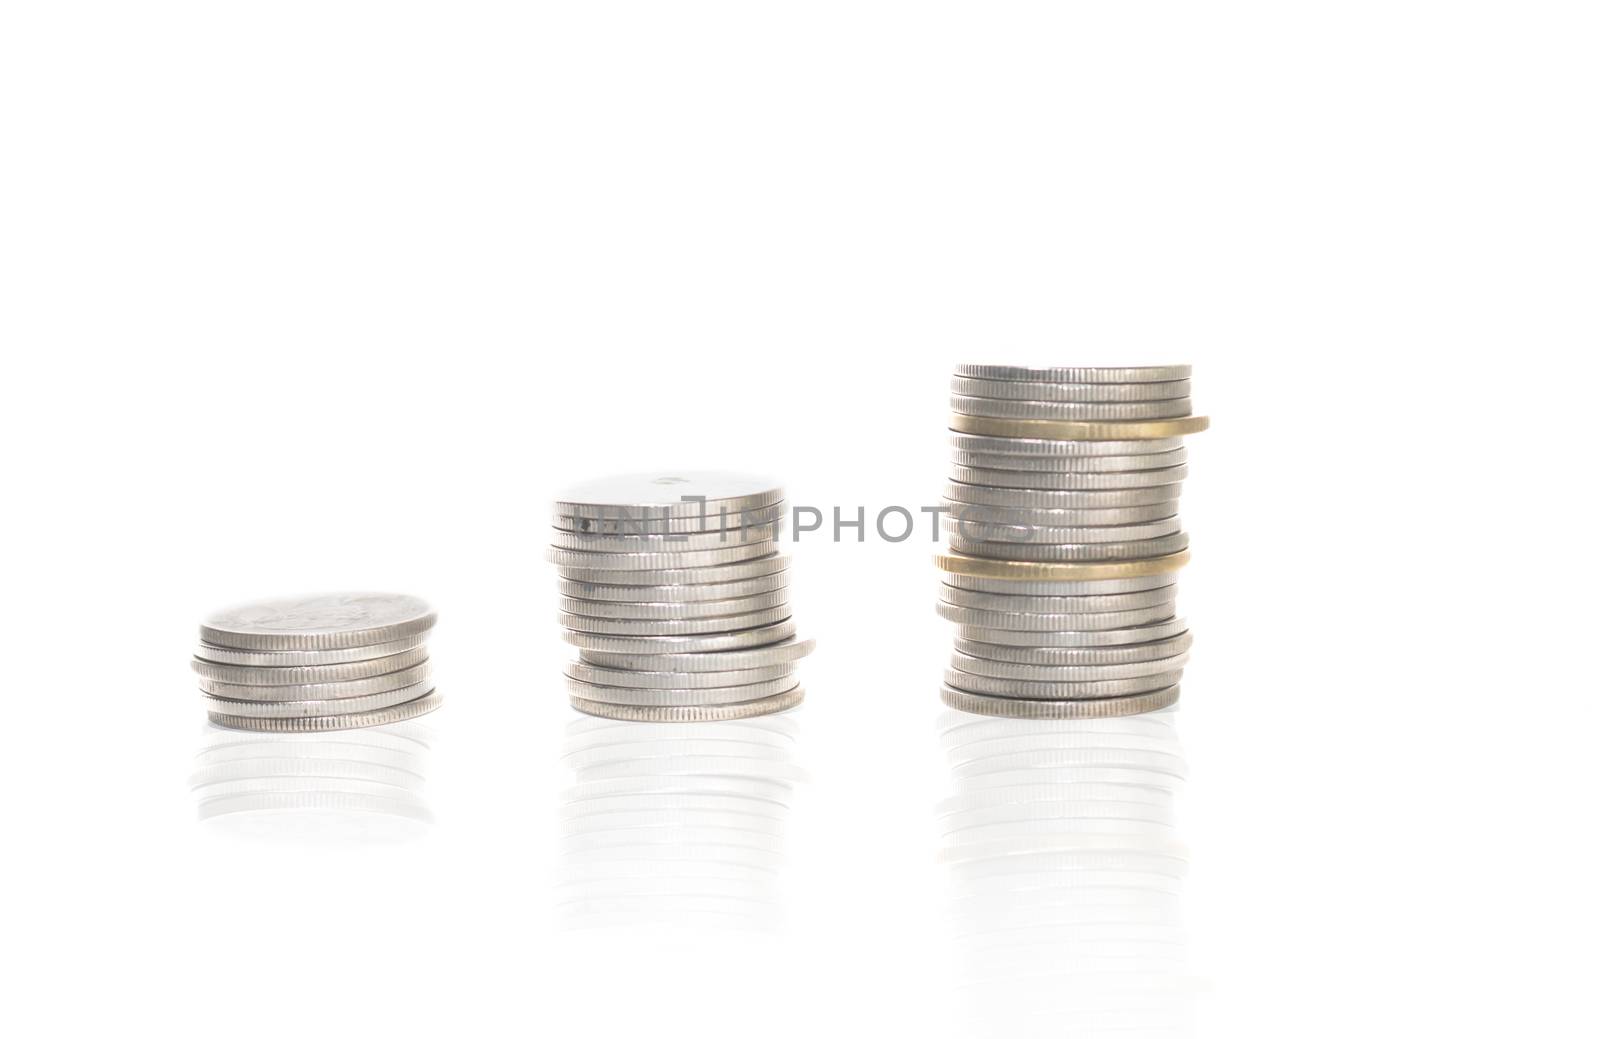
[570,685,804,722]
[950,433,1185,456]
[578,636,816,672]
[191,633,428,668]
[953,364,1191,384]
[941,573,1177,595]
[944,500,1180,528]
[556,555,789,586]
[941,683,1180,718]
[555,472,783,519]
[940,585,1177,613]
[567,675,801,707]
[197,660,433,701]
[548,542,780,571]
[951,394,1193,421]
[558,572,789,603]
[946,531,1190,561]
[951,650,1191,682]
[951,447,1187,473]
[941,515,1183,544]
[559,589,789,620]
[944,668,1181,699]
[950,375,1191,402]
[549,524,781,553]
[954,631,1192,664]
[945,482,1181,508]
[954,616,1189,647]
[563,619,798,655]
[566,660,797,689]
[937,601,1177,632]
[950,463,1189,490]
[560,605,792,636]
[199,593,436,651]
[553,502,787,535]
[203,679,435,718]
[190,645,430,686]
[207,689,443,732]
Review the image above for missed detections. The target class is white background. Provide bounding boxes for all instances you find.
[3,2,1597,1036]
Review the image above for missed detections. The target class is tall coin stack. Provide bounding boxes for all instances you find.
[937,365,1208,718]
[193,593,441,731]
[551,472,813,721]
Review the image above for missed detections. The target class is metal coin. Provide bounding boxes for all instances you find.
[559,590,789,620]
[191,633,428,668]
[553,502,786,535]
[937,602,1177,632]
[953,631,1192,664]
[567,675,801,707]
[944,500,1179,527]
[207,689,442,732]
[190,645,430,685]
[950,433,1185,456]
[950,463,1189,490]
[950,413,1211,441]
[547,542,779,570]
[953,364,1192,384]
[941,572,1176,595]
[199,593,436,651]
[951,447,1187,472]
[549,525,781,553]
[556,555,789,586]
[945,482,1181,508]
[951,394,1193,421]
[945,531,1191,562]
[578,636,816,672]
[941,515,1183,544]
[940,585,1177,613]
[559,605,793,636]
[944,668,1181,699]
[950,650,1191,682]
[937,550,1190,582]
[940,683,1180,718]
[563,619,798,655]
[198,661,432,701]
[565,660,797,689]
[570,685,804,722]
[951,375,1191,402]
[953,616,1189,647]
[555,472,783,518]
[203,679,435,718]
[558,573,789,602]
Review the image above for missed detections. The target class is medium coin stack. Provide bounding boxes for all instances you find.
[937,365,1208,718]
[551,472,813,721]
[192,593,441,732]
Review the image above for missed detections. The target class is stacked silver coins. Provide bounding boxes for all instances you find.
[550,472,812,721]
[937,365,1208,718]
[192,593,441,732]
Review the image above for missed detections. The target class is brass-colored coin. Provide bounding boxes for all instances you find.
[935,550,1190,582]
[950,413,1211,441]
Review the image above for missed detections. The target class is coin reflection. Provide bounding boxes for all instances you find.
[559,714,803,931]
[939,708,1194,1037]
[190,720,435,843]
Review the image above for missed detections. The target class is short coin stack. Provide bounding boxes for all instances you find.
[192,593,441,731]
[937,365,1208,718]
[551,472,812,721]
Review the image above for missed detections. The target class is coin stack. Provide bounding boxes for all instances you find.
[937,365,1208,718]
[550,472,813,721]
[192,593,441,732]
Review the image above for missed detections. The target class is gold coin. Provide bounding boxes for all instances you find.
[935,549,1190,581]
[950,413,1210,441]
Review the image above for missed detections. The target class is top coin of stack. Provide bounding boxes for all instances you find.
[549,472,813,721]
[937,365,1208,719]
[192,593,442,731]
